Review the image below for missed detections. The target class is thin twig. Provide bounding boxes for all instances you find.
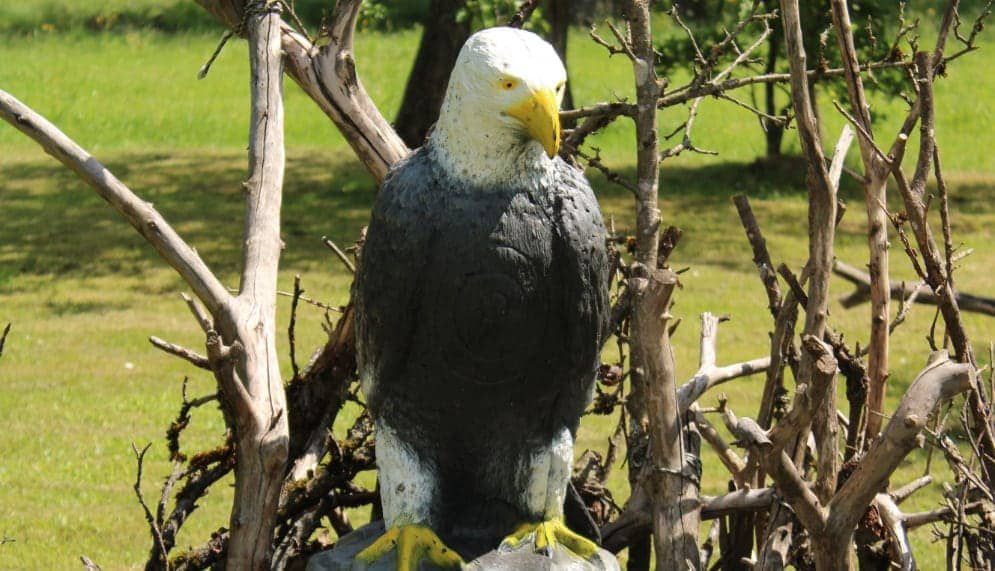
[832,100,891,166]
[131,442,169,569]
[507,0,541,28]
[149,337,211,370]
[934,145,956,292]
[577,148,638,194]
[275,290,342,313]
[589,21,637,60]
[289,274,303,380]
[0,322,10,361]
[322,236,356,274]
[889,281,924,335]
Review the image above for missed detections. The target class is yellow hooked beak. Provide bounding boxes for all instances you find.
[506,88,561,158]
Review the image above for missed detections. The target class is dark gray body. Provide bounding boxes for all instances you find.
[354,146,609,558]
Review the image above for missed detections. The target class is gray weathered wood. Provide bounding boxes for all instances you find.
[220,7,291,568]
[829,0,892,442]
[777,0,840,508]
[631,268,701,570]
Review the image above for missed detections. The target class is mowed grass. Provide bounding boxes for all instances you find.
[1,15,994,570]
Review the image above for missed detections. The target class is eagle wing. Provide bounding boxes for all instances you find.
[353,151,438,409]
[550,160,611,422]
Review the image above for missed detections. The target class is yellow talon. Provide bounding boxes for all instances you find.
[500,519,599,560]
[356,524,463,570]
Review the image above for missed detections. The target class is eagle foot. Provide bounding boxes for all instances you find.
[499,519,598,560]
[355,524,463,571]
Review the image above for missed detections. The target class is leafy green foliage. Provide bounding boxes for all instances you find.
[456,0,549,34]
[293,0,431,31]
[655,0,910,139]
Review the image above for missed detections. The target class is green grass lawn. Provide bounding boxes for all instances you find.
[1,12,994,570]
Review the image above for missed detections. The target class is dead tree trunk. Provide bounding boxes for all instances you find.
[618,1,666,567]
[777,0,840,507]
[632,268,702,570]
[829,0,891,444]
[393,0,471,147]
[546,0,575,121]
[620,1,702,569]
[220,8,290,567]
[0,3,292,567]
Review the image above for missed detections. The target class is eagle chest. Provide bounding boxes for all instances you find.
[420,192,559,389]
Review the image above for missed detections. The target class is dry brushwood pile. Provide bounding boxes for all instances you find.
[2,0,995,569]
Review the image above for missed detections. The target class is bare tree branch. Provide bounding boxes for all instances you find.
[830,0,896,444]
[677,313,770,412]
[131,443,169,569]
[0,92,230,314]
[891,475,933,505]
[507,0,541,28]
[829,352,973,540]
[181,293,213,333]
[834,260,995,316]
[778,0,846,515]
[889,50,995,487]
[149,337,211,371]
[194,0,408,183]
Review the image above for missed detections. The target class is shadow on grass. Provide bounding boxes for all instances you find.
[0,150,377,288]
[2,149,993,290]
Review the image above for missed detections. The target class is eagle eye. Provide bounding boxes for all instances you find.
[556,81,565,93]
[500,78,519,91]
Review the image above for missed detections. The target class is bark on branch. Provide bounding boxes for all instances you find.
[631,267,702,571]
[828,352,973,536]
[677,313,770,413]
[778,0,842,510]
[219,7,291,567]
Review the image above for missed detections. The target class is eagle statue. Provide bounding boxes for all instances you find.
[353,27,611,570]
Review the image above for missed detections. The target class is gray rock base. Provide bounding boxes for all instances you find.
[306,521,620,571]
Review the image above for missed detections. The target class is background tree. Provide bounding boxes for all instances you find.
[659,0,903,158]
[394,0,583,145]
[546,0,575,117]
[393,0,472,147]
